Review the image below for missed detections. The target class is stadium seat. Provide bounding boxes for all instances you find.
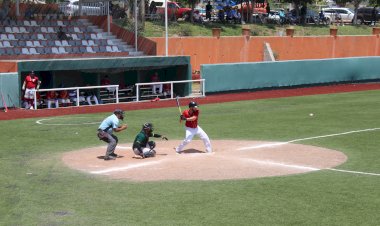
[107,40,114,45]
[82,40,88,46]
[58,47,67,54]
[106,46,113,52]
[5,27,12,33]
[0,48,5,55]
[29,48,39,55]
[52,47,60,54]
[8,34,16,40]
[19,27,28,33]
[36,47,45,54]
[74,27,82,33]
[47,27,55,33]
[26,41,34,47]
[18,40,26,47]
[57,20,65,26]
[112,46,121,52]
[12,27,21,33]
[71,34,79,40]
[3,41,12,47]
[24,20,31,26]
[96,33,103,39]
[6,48,15,55]
[41,27,48,33]
[14,48,21,55]
[37,34,46,40]
[44,47,52,54]
[1,34,9,40]
[61,40,69,46]
[55,40,63,46]
[22,48,30,55]
[33,41,42,47]
[90,33,97,39]
[0,41,3,48]
[30,20,38,26]
[87,40,96,46]
[86,46,95,53]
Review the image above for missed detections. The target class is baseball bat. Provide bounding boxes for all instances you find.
[175,96,182,114]
[175,96,182,123]
[1,91,8,112]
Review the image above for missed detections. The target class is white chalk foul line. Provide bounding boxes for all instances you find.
[90,160,163,174]
[237,127,380,151]
[327,168,380,176]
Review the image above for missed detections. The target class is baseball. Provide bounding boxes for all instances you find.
[75,132,78,134]
[309,113,314,117]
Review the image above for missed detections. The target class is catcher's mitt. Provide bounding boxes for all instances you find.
[148,141,156,149]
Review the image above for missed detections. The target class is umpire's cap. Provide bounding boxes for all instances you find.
[114,109,125,119]
[189,101,198,108]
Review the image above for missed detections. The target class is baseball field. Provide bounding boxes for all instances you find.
[1,87,379,225]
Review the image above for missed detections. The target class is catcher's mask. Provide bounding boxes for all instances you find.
[142,122,154,132]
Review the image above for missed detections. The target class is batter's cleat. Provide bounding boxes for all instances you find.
[175,148,182,154]
[110,152,118,157]
[104,155,116,161]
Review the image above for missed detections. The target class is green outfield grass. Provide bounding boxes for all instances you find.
[1,90,379,225]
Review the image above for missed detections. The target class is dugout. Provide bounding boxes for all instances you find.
[0,56,191,108]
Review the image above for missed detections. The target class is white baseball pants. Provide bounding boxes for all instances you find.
[176,126,212,153]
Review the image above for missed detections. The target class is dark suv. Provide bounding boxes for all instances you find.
[356,7,380,24]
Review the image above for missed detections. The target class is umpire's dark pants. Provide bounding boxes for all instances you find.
[98,130,118,157]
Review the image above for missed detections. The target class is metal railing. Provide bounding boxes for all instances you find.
[135,79,205,102]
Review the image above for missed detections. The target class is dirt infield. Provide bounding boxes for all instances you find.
[62,140,347,181]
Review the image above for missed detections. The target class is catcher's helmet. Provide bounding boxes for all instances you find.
[189,101,198,108]
[142,122,154,131]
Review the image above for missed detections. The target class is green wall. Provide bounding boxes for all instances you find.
[201,57,380,93]
[0,73,20,108]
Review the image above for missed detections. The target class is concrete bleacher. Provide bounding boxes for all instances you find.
[0,18,143,58]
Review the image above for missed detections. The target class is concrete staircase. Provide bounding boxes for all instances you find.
[78,19,144,56]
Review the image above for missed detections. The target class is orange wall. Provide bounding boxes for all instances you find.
[149,35,380,71]
[0,62,18,73]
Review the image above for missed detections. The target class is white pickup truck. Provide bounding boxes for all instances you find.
[59,0,105,16]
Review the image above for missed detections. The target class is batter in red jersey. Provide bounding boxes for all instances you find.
[175,101,212,154]
[22,71,41,109]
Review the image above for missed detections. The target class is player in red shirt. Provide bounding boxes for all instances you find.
[22,71,41,109]
[58,89,71,107]
[175,101,212,154]
[46,90,59,108]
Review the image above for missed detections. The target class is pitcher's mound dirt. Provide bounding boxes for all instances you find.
[62,140,347,182]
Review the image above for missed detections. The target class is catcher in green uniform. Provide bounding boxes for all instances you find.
[132,122,168,159]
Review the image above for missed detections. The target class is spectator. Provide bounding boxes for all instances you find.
[84,85,99,105]
[300,4,307,24]
[46,90,59,109]
[24,6,34,20]
[231,6,241,24]
[334,10,343,26]
[150,72,163,95]
[101,75,116,97]
[217,9,225,23]
[193,10,204,24]
[22,71,41,110]
[69,89,85,105]
[372,6,378,26]
[266,3,271,17]
[206,1,212,21]
[0,0,10,21]
[279,9,286,24]
[57,26,72,41]
[58,89,71,107]
[149,0,157,14]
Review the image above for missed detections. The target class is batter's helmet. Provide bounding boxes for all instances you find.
[189,101,198,108]
[143,122,154,131]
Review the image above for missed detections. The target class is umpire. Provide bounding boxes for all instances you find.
[132,122,168,159]
[97,109,128,160]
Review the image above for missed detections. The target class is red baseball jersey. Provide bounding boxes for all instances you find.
[182,109,199,128]
[24,75,39,89]
[47,91,57,99]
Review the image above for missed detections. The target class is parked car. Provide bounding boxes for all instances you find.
[356,7,380,24]
[290,9,319,24]
[322,7,355,24]
[156,2,192,21]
